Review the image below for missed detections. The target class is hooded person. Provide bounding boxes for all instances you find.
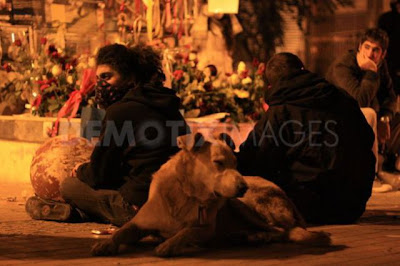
[236,53,376,224]
[25,44,190,226]
[378,0,400,94]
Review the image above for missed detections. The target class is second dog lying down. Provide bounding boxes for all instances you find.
[92,133,330,257]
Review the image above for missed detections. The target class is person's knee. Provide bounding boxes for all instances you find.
[60,177,81,200]
[361,107,377,128]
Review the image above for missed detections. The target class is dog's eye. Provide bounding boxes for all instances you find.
[213,160,224,167]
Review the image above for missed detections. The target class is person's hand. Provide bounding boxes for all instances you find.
[357,52,378,72]
[71,162,83,178]
[377,119,390,144]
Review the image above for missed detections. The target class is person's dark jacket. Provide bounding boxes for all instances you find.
[378,7,400,94]
[325,50,396,119]
[77,85,190,207]
[237,70,376,224]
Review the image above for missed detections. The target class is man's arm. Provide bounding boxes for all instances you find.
[329,58,380,107]
[76,107,130,189]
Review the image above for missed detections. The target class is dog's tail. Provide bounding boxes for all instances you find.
[288,227,331,246]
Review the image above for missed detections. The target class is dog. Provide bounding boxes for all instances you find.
[91,132,330,257]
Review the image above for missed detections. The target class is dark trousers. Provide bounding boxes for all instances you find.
[60,177,136,227]
[286,185,365,225]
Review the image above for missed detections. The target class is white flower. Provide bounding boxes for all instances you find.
[203,67,211,78]
[212,79,221,88]
[67,75,74,84]
[242,77,252,85]
[229,74,240,85]
[51,65,63,77]
[237,61,246,74]
[77,62,88,71]
[88,57,96,68]
[189,52,197,61]
[233,89,250,99]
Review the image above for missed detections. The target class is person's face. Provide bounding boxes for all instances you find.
[96,64,121,86]
[358,40,386,65]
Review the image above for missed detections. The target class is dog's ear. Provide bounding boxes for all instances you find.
[177,132,205,151]
[218,133,236,151]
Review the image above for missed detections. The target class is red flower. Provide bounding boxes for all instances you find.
[65,63,71,70]
[14,39,22,47]
[239,69,249,79]
[40,37,47,45]
[3,63,12,72]
[51,51,59,59]
[173,70,184,81]
[37,78,58,91]
[39,84,50,91]
[262,102,269,112]
[257,63,266,75]
[70,58,78,67]
[119,1,125,11]
[182,53,189,64]
[252,58,259,67]
[32,94,42,108]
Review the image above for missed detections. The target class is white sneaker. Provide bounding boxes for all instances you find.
[372,183,394,193]
[377,171,400,190]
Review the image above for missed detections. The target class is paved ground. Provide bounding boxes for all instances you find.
[1,182,400,265]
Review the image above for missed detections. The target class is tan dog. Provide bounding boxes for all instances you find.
[91,133,330,257]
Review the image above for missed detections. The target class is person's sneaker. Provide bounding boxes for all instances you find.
[377,171,400,191]
[25,196,72,221]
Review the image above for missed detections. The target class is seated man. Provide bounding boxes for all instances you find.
[25,44,189,226]
[326,28,396,173]
[237,53,375,224]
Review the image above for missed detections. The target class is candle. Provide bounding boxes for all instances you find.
[11,32,15,43]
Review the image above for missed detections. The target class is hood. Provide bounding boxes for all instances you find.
[266,70,338,109]
[120,85,182,117]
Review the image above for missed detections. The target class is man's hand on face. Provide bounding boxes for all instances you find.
[357,52,378,72]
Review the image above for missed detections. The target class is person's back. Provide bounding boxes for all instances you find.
[237,53,375,224]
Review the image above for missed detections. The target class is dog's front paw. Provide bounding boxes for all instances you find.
[155,242,181,257]
[91,240,119,256]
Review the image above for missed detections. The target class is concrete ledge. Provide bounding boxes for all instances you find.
[0,115,81,143]
[0,115,254,183]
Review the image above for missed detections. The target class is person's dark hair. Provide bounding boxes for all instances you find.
[359,28,389,52]
[265,52,304,87]
[390,0,400,11]
[206,64,218,77]
[96,43,165,88]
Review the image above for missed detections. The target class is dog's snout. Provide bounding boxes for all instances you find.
[236,182,248,197]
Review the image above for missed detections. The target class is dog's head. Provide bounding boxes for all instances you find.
[176,132,248,203]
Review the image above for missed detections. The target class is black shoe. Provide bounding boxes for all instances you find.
[25,196,72,221]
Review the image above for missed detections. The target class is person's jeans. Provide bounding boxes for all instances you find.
[60,177,136,227]
[361,107,378,173]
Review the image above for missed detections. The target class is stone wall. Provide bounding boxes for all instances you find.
[0,115,80,183]
[0,115,254,184]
